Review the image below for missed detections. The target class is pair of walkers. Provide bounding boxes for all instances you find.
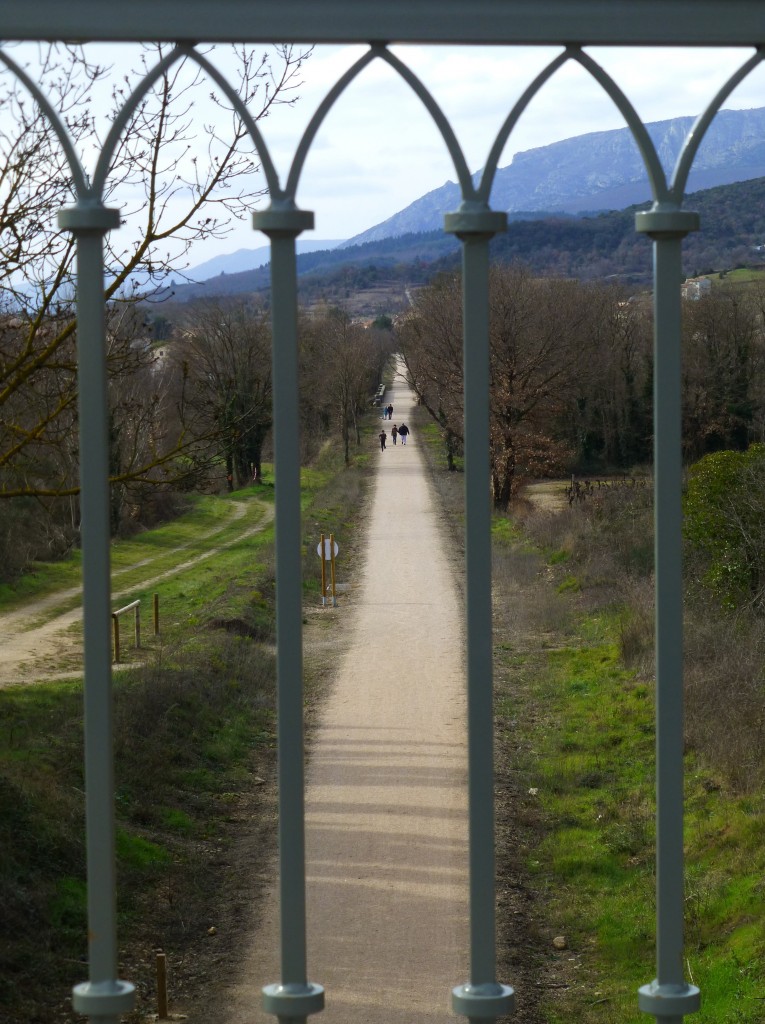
[380,422,410,451]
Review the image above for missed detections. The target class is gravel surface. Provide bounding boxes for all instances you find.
[219,364,473,1024]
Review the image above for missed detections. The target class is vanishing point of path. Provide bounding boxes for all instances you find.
[220,364,470,1023]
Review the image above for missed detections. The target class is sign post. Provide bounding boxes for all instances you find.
[316,534,339,607]
[319,533,326,605]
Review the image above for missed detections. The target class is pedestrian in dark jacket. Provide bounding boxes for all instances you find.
[391,424,398,445]
[398,422,409,445]
[387,403,393,420]
[379,429,387,451]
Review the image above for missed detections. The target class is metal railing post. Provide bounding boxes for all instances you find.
[252,201,324,1024]
[58,200,136,1024]
[445,204,515,1023]
[635,204,701,1024]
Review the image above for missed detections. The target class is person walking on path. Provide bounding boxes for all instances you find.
[387,403,393,420]
[398,422,410,445]
[391,424,398,445]
[379,428,387,451]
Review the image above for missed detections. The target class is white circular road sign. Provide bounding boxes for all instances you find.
[317,538,339,560]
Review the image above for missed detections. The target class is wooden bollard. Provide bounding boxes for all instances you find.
[156,951,168,1019]
[154,592,160,635]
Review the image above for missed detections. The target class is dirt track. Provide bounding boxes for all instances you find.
[0,500,273,686]
[218,362,471,1023]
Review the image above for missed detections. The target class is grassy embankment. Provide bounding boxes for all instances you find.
[414,409,765,1024]
[0,433,373,1024]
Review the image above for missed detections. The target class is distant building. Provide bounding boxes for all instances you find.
[682,277,712,301]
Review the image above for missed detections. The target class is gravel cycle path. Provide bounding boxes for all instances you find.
[221,362,470,1024]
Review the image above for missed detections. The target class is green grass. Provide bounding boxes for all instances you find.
[0,487,274,622]
[116,828,170,869]
[715,267,765,285]
[414,415,464,473]
[512,620,765,1023]
[492,516,523,544]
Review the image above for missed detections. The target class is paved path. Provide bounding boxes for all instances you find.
[223,363,469,1023]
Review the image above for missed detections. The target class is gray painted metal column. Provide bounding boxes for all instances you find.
[252,202,325,1024]
[445,204,515,1023]
[635,205,701,1024]
[57,200,136,1023]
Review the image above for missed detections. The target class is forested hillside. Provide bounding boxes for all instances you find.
[165,176,765,308]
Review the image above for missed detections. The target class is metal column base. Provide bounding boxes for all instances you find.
[452,981,515,1019]
[262,981,325,1018]
[638,981,701,1018]
[72,980,136,1017]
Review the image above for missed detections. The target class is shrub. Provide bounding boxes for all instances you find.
[684,444,765,608]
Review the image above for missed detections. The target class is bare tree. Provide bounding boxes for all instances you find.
[398,273,464,470]
[0,42,310,506]
[400,265,599,507]
[682,286,765,460]
[179,300,273,489]
[304,308,379,465]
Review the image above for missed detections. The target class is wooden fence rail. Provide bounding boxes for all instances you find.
[112,594,160,663]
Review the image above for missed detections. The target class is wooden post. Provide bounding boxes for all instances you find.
[329,533,337,607]
[154,593,160,635]
[320,533,327,607]
[111,599,141,662]
[156,951,168,1019]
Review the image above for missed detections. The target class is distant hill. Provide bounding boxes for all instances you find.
[344,107,765,246]
[185,239,344,280]
[155,176,765,309]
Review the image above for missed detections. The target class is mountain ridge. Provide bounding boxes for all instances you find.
[343,106,765,246]
[185,239,344,281]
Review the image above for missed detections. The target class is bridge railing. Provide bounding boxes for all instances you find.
[2,7,763,1023]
